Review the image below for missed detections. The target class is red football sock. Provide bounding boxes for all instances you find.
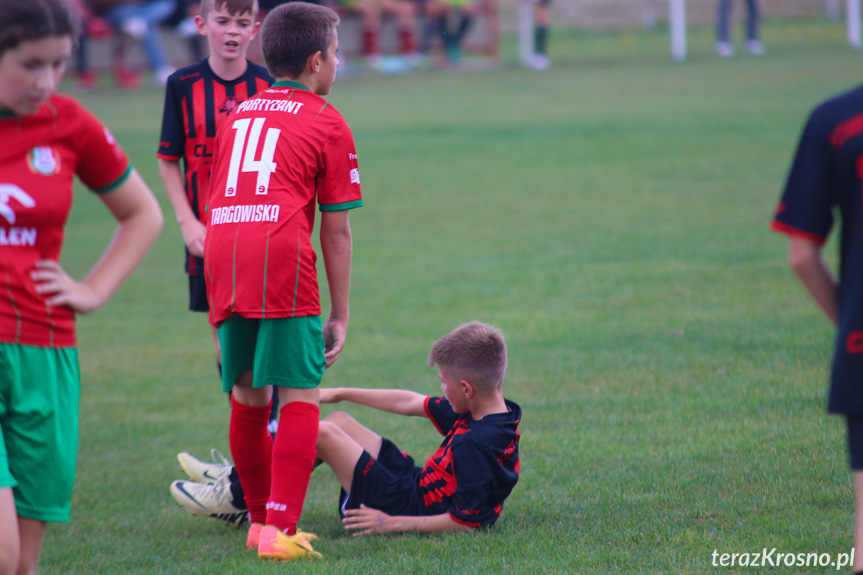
[266,401,319,535]
[229,397,273,525]
[400,28,416,54]
[363,27,379,56]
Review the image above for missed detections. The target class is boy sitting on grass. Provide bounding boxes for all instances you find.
[171,321,521,535]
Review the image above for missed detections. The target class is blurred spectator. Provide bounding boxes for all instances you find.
[524,0,550,70]
[715,0,764,57]
[167,0,205,62]
[88,0,178,83]
[426,0,479,65]
[70,0,142,88]
[353,0,421,72]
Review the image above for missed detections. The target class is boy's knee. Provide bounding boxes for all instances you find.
[317,413,356,449]
[318,419,337,438]
[317,419,339,451]
[321,411,354,428]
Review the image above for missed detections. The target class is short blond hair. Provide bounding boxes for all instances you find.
[428,322,507,392]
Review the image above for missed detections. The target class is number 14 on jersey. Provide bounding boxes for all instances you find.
[225,118,281,197]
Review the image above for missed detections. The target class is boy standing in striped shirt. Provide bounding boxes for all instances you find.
[157,0,274,421]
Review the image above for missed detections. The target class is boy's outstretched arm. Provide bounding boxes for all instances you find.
[342,504,471,535]
[320,387,427,417]
[788,236,839,326]
[320,209,353,368]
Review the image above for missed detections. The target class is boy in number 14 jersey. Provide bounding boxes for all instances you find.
[204,1,362,561]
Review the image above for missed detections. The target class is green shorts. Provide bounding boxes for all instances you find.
[0,343,80,523]
[218,315,326,392]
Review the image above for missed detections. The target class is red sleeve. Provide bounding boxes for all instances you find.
[318,118,363,210]
[74,103,131,192]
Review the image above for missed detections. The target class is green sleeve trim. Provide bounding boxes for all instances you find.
[320,199,363,212]
[92,164,133,194]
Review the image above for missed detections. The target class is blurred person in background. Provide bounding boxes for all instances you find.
[715,0,763,57]
[88,0,178,83]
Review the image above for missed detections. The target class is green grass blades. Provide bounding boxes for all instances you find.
[39,17,858,574]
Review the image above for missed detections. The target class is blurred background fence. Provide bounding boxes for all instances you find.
[509,0,839,33]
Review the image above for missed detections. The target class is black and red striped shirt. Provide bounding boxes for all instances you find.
[771,83,863,415]
[157,59,272,275]
[420,396,521,527]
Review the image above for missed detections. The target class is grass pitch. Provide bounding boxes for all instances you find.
[38,17,861,574]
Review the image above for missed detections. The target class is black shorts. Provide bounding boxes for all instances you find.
[188,275,209,312]
[339,438,421,517]
[847,415,863,470]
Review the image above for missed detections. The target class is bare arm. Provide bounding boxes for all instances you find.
[319,387,428,417]
[342,504,471,535]
[158,158,206,258]
[320,210,353,368]
[788,236,839,326]
[31,169,163,314]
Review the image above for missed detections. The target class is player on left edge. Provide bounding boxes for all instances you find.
[0,1,163,573]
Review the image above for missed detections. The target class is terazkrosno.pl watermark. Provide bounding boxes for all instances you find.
[711,548,855,570]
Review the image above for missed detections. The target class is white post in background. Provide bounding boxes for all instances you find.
[848,0,862,49]
[669,0,687,61]
[518,1,535,66]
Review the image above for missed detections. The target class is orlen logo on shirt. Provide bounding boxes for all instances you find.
[0,184,37,246]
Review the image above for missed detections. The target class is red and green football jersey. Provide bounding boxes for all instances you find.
[204,82,363,326]
[0,95,131,348]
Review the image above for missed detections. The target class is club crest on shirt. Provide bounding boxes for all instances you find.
[27,147,60,176]
[220,97,239,115]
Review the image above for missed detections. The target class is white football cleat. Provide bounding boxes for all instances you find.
[170,475,249,528]
[177,449,233,484]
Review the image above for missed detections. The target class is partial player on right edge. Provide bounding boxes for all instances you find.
[770,83,863,574]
